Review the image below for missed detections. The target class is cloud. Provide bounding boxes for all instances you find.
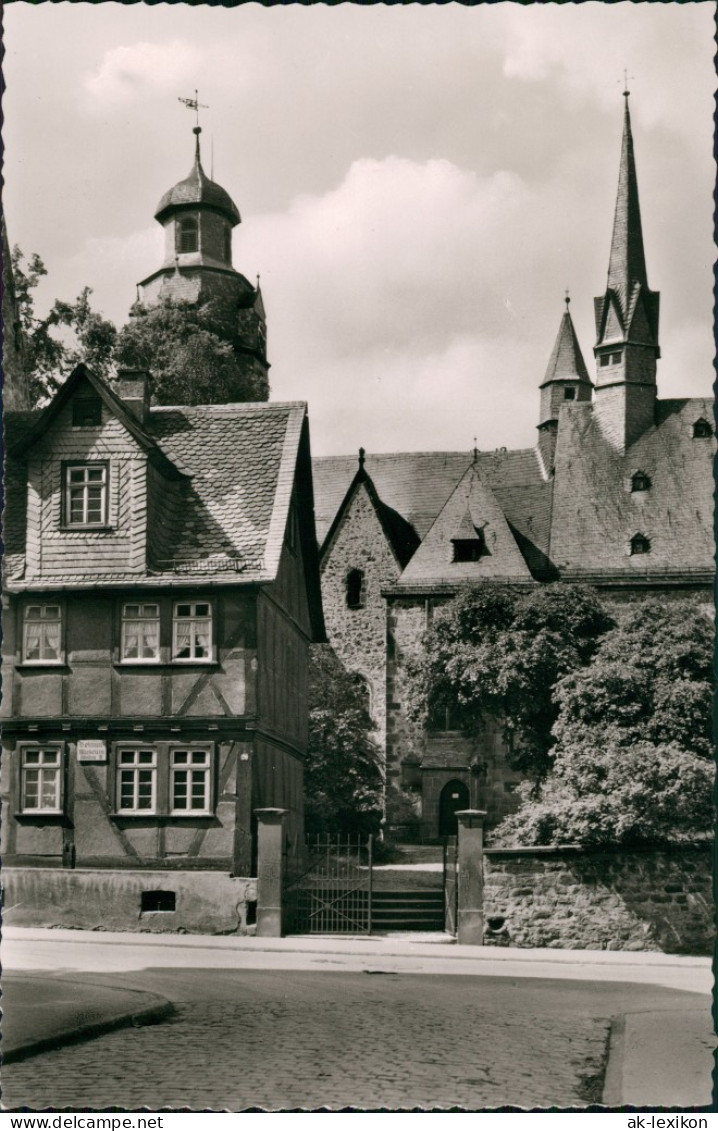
[500,4,715,135]
[85,40,203,107]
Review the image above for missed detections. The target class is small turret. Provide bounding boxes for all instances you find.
[537,295,592,470]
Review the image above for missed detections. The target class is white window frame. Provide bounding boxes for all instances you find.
[170,747,212,816]
[20,746,63,813]
[64,462,108,527]
[22,604,63,665]
[116,748,157,814]
[121,603,161,663]
[172,601,213,663]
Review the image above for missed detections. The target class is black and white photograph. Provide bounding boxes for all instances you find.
[1,0,715,1115]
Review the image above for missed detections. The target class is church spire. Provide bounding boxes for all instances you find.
[606,90,648,296]
[593,90,660,451]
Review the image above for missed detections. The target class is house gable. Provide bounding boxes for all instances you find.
[395,463,534,590]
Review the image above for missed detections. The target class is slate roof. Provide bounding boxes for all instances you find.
[548,396,715,580]
[394,464,535,591]
[4,391,313,591]
[149,401,305,579]
[541,308,591,386]
[313,391,714,589]
[155,133,241,226]
[312,448,553,579]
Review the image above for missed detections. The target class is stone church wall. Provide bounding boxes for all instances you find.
[483,842,711,955]
[320,483,401,753]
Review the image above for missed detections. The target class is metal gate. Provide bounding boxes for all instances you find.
[284,833,374,935]
[443,835,458,936]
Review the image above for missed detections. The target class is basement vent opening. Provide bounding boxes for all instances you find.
[486,916,506,934]
[141,890,176,913]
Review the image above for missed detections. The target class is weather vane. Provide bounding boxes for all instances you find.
[178,90,209,128]
[619,69,635,98]
[565,288,571,310]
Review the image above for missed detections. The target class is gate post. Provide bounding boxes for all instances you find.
[455,809,487,945]
[254,807,287,937]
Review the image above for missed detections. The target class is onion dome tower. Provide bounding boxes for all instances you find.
[137,125,269,399]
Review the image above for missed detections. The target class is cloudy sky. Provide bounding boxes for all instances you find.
[3,2,715,456]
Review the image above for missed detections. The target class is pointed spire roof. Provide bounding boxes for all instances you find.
[155,127,241,227]
[594,92,660,353]
[541,300,591,388]
[606,92,648,297]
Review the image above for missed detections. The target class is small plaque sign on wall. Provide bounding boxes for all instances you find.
[77,739,107,763]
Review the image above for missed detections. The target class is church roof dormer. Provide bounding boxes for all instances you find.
[155,127,241,227]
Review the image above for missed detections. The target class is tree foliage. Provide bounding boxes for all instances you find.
[305,646,384,835]
[405,583,614,779]
[115,299,267,405]
[12,247,116,404]
[494,600,715,846]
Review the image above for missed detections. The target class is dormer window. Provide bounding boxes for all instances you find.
[693,418,712,439]
[346,569,365,610]
[63,463,108,527]
[630,533,651,556]
[631,471,651,492]
[563,387,576,401]
[452,537,483,563]
[177,215,198,254]
[72,396,102,427]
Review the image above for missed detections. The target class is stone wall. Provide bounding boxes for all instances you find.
[483,843,711,955]
[3,867,257,935]
[321,482,402,754]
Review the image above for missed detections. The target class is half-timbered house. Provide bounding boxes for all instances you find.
[2,364,325,932]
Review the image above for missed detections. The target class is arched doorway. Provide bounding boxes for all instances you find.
[438,779,470,837]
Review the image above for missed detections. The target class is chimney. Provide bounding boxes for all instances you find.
[115,368,151,424]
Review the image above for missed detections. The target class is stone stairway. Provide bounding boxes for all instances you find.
[368,843,446,932]
[370,889,445,932]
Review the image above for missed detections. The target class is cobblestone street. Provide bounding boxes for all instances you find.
[4,969,614,1110]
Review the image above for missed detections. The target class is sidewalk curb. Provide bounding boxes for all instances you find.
[4,926,709,968]
[3,985,174,1064]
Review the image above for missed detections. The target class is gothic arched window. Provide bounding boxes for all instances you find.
[177,215,198,254]
[346,569,365,610]
[630,533,651,556]
[693,418,712,439]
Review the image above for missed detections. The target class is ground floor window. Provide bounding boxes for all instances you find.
[171,748,212,814]
[21,746,63,812]
[117,748,157,813]
[114,743,214,817]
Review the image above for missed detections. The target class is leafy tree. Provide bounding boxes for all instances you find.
[405,583,613,779]
[494,600,714,846]
[305,646,384,836]
[115,299,267,405]
[11,247,116,404]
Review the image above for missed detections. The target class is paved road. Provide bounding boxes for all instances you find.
[2,967,704,1112]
